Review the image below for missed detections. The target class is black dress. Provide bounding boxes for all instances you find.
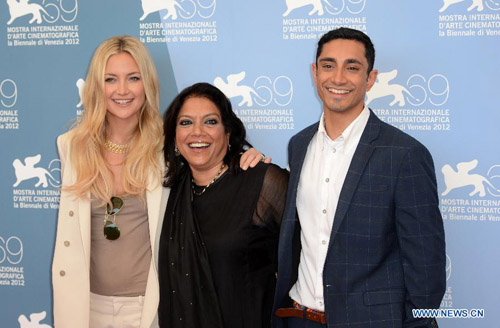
[158,162,288,328]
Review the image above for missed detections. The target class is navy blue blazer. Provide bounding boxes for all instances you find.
[272,111,446,328]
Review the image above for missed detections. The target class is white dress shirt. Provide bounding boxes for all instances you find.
[289,107,370,311]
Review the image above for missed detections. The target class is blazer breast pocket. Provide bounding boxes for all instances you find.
[363,288,405,306]
[356,184,389,193]
[352,184,391,213]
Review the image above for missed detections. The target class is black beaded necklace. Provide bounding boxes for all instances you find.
[191,163,226,196]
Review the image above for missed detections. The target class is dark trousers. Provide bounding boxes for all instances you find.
[286,317,325,328]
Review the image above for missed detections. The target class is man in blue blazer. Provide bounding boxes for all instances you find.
[272,28,446,328]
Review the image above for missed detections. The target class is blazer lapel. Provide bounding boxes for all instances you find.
[146,180,164,262]
[330,111,381,237]
[277,123,318,297]
[79,194,91,270]
[61,139,92,270]
[288,123,319,198]
[142,166,170,328]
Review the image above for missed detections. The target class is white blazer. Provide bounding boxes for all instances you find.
[52,132,170,328]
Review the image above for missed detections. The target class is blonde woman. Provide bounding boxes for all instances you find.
[52,35,265,328]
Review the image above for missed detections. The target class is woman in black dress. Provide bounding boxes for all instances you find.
[158,82,288,327]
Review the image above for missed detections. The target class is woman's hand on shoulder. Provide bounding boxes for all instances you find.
[239,148,271,170]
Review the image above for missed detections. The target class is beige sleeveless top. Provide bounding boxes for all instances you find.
[90,195,151,296]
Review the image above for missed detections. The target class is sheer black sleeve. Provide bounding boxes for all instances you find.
[252,164,289,232]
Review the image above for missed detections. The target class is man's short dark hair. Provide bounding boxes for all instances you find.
[316,27,375,73]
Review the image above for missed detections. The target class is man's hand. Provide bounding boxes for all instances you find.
[239,148,272,170]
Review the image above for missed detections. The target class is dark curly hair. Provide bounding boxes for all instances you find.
[163,82,252,187]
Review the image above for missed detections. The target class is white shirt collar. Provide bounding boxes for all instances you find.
[317,106,370,152]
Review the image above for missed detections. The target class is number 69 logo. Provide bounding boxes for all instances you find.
[0,236,23,265]
[253,75,293,107]
[1,79,17,108]
[42,0,78,24]
[406,74,449,107]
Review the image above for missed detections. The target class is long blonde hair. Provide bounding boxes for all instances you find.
[66,36,163,203]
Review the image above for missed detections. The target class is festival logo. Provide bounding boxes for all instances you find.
[437,0,500,37]
[439,0,492,13]
[440,159,500,222]
[214,72,264,107]
[0,235,24,287]
[281,0,367,40]
[283,0,328,17]
[18,311,52,328]
[367,69,452,133]
[446,254,452,281]
[0,78,20,130]
[76,78,84,108]
[6,0,53,25]
[11,154,61,210]
[5,0,80,47]
[138,0,217,43]
[366,70,413,107]
[75,78,84,116]
[441,254,453,308]
[12,155,60,188]
[283,0,367,17]
[441,159,500,197]
[213,71,295,131]
[140,0,194,21]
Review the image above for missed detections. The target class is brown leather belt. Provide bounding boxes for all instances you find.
[275,308,327,325]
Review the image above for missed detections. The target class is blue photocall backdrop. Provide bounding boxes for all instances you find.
[1,0,499,327]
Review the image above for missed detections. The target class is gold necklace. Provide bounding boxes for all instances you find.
[192,163,226,196]
[104,138,130,154]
